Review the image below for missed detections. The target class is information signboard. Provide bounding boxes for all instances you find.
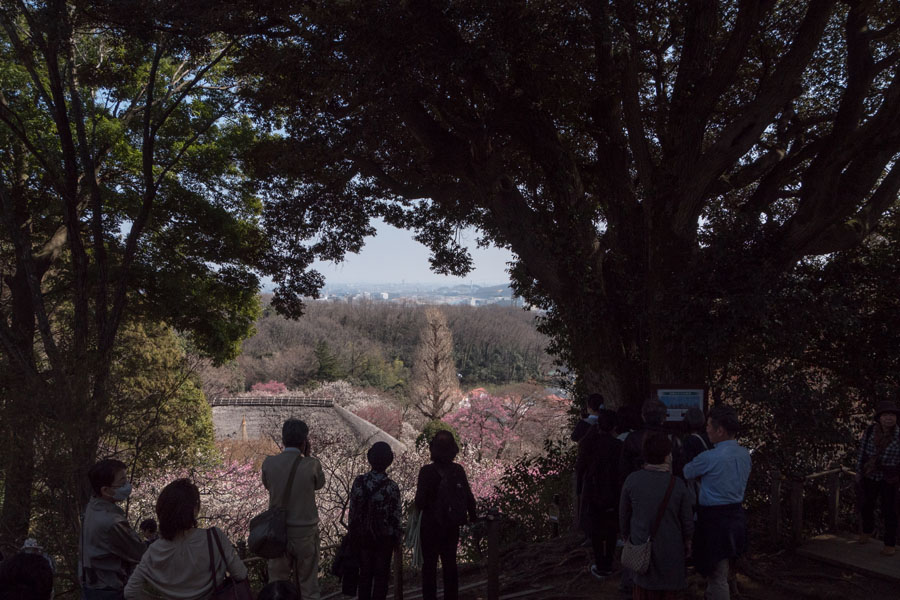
[653,386,706,422]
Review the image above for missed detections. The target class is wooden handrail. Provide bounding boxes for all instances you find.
[772,465,856,546]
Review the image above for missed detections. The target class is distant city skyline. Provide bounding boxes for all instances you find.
[311,218,515,285]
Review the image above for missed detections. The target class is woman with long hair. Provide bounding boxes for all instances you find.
[124,479,247,599]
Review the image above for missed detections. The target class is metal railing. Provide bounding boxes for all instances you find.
[210,396,335,408]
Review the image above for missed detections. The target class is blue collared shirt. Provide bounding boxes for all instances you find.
[682,439,752,506]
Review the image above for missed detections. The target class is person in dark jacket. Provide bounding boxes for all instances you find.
[348,442,403,600]
[679,407,711,465]
[575,410,623,579]
[414,430,477,600]
[0,552,54,600]
[571,393,605,443]
[621,399,681,477]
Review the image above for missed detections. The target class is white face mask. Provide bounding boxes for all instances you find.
[110,482,132,502]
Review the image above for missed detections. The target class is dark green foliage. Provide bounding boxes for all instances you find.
[716,213,900,518]
[238,0,900,408]
[237,300,551,391]
[314,340,346,382]
[415,420,461,452]
[483,440,575,546]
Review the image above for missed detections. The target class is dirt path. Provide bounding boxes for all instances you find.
[440,533,900,600]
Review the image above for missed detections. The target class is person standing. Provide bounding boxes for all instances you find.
[683,405,752,600]
[262,418,326,599]
[138,519,158,547]
[414,430,477,600]
[348,442,403,600]
[80,459,146,600]
[571,393,605,443]
[855,400,900,555]
[620,433,695,600]
[576,409,623,579]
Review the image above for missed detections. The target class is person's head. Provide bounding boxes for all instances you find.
[156,478,200,540]
[586,393,605,414]
[0,552,54,600]
[616,405,640,434]
[282,419,309,450]
[642,432,673,465]
[88,458,130,502]
[875,401,900,430]
[596,409,616,433]
[367,441,394,472]
[429,429,459,463]
[641,398,667,426]
[684,407,706,434]
[257,580,300,600]
[140,518,158,540]
[707,405,740,444]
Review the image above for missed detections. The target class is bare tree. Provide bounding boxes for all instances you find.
[410,308,459,421]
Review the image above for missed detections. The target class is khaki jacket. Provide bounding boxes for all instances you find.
[80,496,146,590]
[261,449,326,528]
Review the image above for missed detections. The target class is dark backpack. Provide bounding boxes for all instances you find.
[357,476,391,540]
[435,466,469,527]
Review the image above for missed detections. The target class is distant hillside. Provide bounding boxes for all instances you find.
[233,299,552,393]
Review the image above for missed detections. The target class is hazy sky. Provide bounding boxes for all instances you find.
[313,218,515,285]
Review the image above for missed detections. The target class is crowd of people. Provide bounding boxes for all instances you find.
[7,398,898,600]
[28,418,474,600]
[573,395,752,600]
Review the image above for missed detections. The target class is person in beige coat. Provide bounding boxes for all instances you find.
[124,479,247,600]
[262,418,326,599]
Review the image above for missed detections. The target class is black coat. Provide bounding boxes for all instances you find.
[576,427,624,532]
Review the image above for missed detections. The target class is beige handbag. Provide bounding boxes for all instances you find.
[621,475,676,574]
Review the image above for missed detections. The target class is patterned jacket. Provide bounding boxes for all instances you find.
[349,471,403,541]
[857,424,900,481]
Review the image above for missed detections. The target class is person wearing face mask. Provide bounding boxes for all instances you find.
[124,478,247,599]
[855,400,900,555]
[80,459,146,600]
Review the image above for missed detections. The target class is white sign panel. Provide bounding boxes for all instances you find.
[656,388,705,421]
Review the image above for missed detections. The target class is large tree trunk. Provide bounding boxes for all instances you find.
[0,271,40,554]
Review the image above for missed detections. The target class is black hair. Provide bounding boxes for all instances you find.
[597,409,617,433]
[156,479,200,540]
[282,419,309,449]
[429,429,459,463]
[642,432,673,465]
[367,441,394,472]
[258,580,300,600]
[684,407,706,433]
[140,518,157,533]
[641,399,667,426]
[708,405,740,436]
[88,459,127,496]
[616,405,641,433]
[586,393,605,412]
[0,553,54,600]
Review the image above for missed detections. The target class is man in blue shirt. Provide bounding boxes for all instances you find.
[683,406,751,600]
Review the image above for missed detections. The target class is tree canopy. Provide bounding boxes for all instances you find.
[239,0,900,406]
[0,0,264,550]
